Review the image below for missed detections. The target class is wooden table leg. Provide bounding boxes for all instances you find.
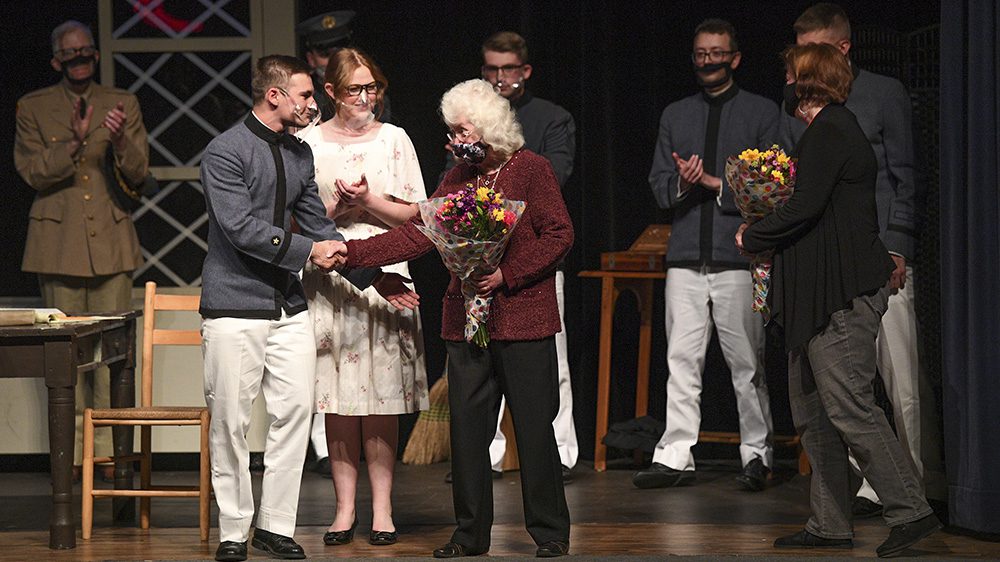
[594,277,617,472]
[45,341,75,549]
[110,358,136,523]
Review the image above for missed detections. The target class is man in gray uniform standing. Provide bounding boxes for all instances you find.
[780,3,932,520]
[633,19,776,492]
[200,55,415,562]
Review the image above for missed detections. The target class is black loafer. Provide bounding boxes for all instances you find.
[433,542,485,558]
[735,456,770,492]
[774,529,853,549]
[632,462,696,489]
[536,540,569,557]
[313,456,332,478]
[853,496,884,519]
[323,518,357,545]
[214,540,247,562]
[370,529,398,545]
[876,513,942,558]
[252,528,305,559]
[561,465,573,483]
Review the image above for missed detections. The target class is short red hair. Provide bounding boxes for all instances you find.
[783,43,852,106]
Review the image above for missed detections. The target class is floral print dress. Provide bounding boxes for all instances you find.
[301,123,428,415]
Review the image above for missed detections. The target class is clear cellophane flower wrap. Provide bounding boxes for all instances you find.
[416,188,525,347]
[724,146,796,322]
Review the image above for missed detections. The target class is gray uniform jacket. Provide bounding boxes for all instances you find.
[649,85,779,268]
[779,67,918,260]
[199,113,376,319]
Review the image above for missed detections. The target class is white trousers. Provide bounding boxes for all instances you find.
[852,265,924,503]
[311,412,329,459]
[652,267,772,470]
[489,271,579,470]
[202,310,315,542]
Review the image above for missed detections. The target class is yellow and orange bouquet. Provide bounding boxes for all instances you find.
[724,145,796,321]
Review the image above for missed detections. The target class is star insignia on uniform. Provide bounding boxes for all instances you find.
[271,236,281,246]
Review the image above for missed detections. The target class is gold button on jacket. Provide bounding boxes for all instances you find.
[15,80,148,277]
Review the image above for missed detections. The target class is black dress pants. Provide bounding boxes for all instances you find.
[445,337,570,552]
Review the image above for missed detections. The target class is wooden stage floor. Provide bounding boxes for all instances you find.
[1,459,997,560]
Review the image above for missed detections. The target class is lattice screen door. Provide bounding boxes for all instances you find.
[97,0,296,287]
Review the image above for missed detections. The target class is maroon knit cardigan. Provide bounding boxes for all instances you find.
[345,149,573,342]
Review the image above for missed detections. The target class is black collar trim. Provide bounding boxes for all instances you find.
[244,112,283,145]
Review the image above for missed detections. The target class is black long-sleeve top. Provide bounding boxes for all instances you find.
[742,104,894,349]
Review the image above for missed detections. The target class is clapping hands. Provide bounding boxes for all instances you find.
[672,152,723,193]
[310,239,348,272]
[335,175,370,207]
[103,101,128,150]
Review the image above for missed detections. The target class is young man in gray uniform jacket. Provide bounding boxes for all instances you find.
[200,55,416,562]
[780,3,932,519]
[633,19,776,492]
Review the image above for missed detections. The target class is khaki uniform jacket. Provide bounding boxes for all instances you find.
[15,80,148,277]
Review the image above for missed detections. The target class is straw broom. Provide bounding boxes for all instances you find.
[402,366,451,465]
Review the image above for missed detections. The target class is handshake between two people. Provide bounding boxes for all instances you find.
[308,240,420,311]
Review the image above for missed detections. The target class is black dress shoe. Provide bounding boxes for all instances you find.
[322,518,357,545]
[214,541,248,562]
[876,513,942,558]
[774,529,853,549]
[632,462,695,489]
[561,465,573,483]
[313,456,332,478]
[853,496,883,519]
[735,456,770,492]
[536,540,569,557]
[445,469,502,484]
[433,541,486,558]
[370,529,398,545]
[252,528,305,559]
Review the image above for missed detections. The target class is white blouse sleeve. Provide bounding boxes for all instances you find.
[382,126,425,203]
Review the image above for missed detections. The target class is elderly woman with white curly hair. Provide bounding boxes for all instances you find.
[342,78,573,558]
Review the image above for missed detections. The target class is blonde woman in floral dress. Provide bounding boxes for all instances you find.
[299,48,428,547]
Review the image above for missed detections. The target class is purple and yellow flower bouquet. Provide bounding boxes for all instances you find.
[416,183,525,347]
[724,145,796,321]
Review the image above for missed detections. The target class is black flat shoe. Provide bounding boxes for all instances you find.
[536,540,570,557]
[433,541,486,558]
[369,529,398,545]
[774,529,853,549]
[252,528,305,559]
[876,513,942,558]
[632,462,696,489]
[323,518,357,545]
[215,540,247,562]
[735,456,770,492]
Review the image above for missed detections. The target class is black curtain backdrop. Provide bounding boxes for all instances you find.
[939,0,1000,535]
[2,2,941,465]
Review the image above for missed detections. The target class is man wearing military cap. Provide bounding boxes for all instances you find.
[296,10,391,123]
[14,20,149,481]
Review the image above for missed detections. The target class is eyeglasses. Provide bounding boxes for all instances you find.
[54,45,96,60]
[691,50,736,63]
[344,82,381,97]
[447,130,477,142]
[481,64,524,77]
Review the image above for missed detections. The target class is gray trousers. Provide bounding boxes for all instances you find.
[788,288,932,539]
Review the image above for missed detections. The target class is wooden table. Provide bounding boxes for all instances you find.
[579,270,665,471]
[0,311,140,549]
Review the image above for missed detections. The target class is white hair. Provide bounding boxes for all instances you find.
[51,20,94,54]
[440,79,524,158]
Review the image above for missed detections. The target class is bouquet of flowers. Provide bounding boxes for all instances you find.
[416,182,525,347]
[724,144,796,321]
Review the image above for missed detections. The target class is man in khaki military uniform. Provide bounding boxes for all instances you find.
[14,20,148,476]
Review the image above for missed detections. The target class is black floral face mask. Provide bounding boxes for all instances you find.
[452,140,488,164]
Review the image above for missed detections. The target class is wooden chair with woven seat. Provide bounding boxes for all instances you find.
[82,281,211,541]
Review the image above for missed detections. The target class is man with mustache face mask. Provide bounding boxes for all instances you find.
[14,20,149,484]
[636,19,778,493]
